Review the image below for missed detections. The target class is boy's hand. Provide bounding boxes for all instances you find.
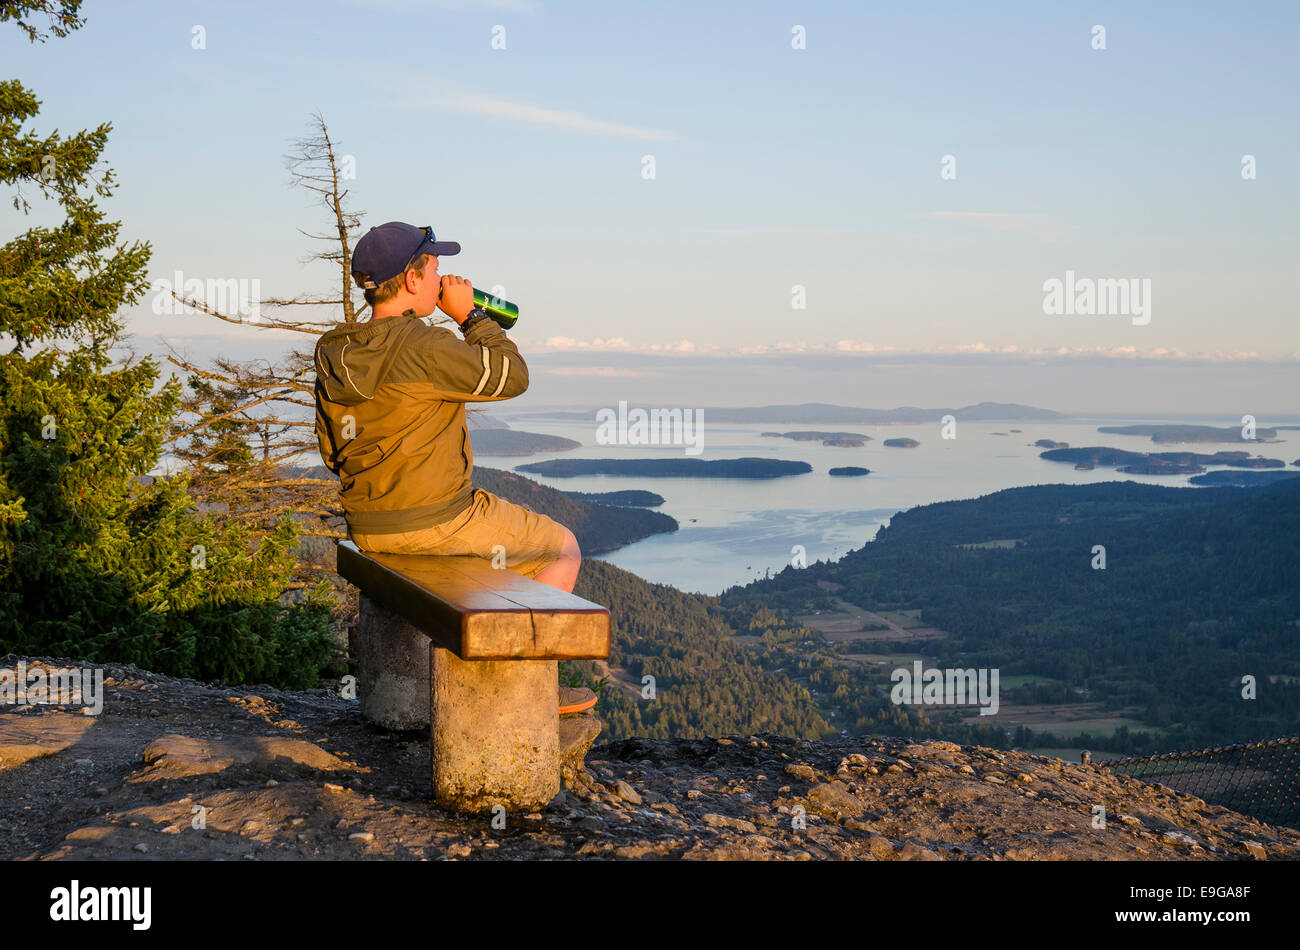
[437,274,475,324]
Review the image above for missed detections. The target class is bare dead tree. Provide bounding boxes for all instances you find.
[161,115,380,583]
[161,112,487,590]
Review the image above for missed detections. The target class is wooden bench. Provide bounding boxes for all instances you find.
[336,540,610,812]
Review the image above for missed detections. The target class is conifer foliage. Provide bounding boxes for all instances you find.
[0,3,335,687]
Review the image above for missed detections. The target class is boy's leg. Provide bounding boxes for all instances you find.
[350,489,579,585]
[534,527,581,593]
[349,492,593,719]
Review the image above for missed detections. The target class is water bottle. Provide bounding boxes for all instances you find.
[473,287,519,329]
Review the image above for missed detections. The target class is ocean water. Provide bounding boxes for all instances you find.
[489,414,1299,596]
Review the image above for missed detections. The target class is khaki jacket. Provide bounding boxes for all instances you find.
[313,313,527,534]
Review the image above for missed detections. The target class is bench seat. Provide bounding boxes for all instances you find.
[336,540,610,812]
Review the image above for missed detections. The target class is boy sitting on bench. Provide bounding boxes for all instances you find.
[314,221,593,715]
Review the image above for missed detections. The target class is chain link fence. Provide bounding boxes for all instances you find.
[1102,735,1300,830]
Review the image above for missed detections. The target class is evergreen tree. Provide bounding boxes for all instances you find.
[0,7,335,687]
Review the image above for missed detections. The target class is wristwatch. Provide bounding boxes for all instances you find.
[458,308,490,334]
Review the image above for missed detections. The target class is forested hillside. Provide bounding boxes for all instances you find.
[569,559,832,739]
[724,480,1300,751]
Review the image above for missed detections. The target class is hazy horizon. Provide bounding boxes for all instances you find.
[3,0,1297,418]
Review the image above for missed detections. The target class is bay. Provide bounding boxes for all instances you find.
[491,413,1299,595]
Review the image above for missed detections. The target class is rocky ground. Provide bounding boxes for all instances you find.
[2,656,1297,861]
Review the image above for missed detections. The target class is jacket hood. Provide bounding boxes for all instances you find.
[314,316,415,407]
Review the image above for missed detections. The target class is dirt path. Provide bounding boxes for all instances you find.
[3,656,1297,861]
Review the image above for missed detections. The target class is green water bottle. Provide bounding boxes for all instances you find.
[473,287,519,329]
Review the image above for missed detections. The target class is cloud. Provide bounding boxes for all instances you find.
[540,335,635,350]
[549,366,655,378]
[927,212,1074,242]
[524,335,1300,363]
[538,336,707,353]
[393,89,678,140]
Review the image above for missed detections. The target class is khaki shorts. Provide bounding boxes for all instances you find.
[348,488,569,580]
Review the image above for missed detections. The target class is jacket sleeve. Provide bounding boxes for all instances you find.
[313,380,342,474]
[407,316,530,402]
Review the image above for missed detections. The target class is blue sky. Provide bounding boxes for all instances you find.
[2,0,1297,413]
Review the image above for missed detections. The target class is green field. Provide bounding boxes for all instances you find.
[999,674,1064,688]
[875,609,927,629]
[845,652,932,666]
[1005,716,1159,738]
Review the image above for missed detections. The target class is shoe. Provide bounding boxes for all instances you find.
[559,685,597,716]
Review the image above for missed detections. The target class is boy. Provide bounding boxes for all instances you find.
[314,221,592,713]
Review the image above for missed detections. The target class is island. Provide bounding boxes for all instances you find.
[762,430,872,447]
[560,489,665,507]
[1189,471,1300,487]
[515,457,814,478]
[1120,461,1206,475]
[515,401,1066,425]
[472,468,677,554]
[828,466,871,477]
[1041,446,1288,475]
[468,428,581,457]
[883,438,920,448]
[1097,424,1279,444]
[1034,439,1069,449]
[286,463,676,556]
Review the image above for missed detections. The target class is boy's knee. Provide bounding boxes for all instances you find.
[562,528,581,561]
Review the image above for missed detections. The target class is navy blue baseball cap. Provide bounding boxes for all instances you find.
[351,222,461,289]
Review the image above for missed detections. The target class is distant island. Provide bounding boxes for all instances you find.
[1122,461,1206,475]
[471,468,677,554]
[468,428,581,457]
[560,489,665,507]
[828,466,871,477]
[1189,471,1300,487]
[883,438,919,448]
[514,401,1066,425]
[1097,424,1279,444]
[1041,446,1287,475]
[762,430,872,447]
[285,464,675,555]
[515,457,813,478]
[1034,439,1069,449]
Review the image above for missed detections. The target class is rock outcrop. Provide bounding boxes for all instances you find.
[2,657,1296,861]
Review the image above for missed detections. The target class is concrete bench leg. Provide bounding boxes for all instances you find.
[431,648,560,812]
[357,594,430,730]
